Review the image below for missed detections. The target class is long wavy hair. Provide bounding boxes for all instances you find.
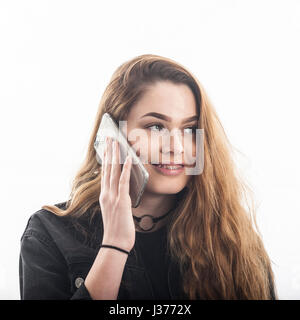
[42,54,277,299]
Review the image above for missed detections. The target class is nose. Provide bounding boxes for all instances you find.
[161,129,184,155]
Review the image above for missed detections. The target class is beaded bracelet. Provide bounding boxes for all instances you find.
[100,244,130,255]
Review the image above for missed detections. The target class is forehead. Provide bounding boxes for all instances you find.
[127,81,197,121]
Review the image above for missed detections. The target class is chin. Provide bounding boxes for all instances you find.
[145,180,188,196]
[144,163,190,195]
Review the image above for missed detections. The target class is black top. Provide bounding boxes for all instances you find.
[135,225,171,299]
[19,202,187,300]
[19,202,276,300]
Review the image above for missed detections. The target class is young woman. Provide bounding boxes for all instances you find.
[19,54,277,300]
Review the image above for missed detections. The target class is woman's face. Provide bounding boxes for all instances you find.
[125,81,198,195]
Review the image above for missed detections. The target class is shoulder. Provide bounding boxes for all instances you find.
[21,201,103,251]
[21,202,70,246]
[22,202,67,234]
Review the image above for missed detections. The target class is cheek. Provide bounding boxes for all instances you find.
[183,139,196,165]
[129,133,162,164]
[128,134,151,163]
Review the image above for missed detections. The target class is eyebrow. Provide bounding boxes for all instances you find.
[140,112,199,124]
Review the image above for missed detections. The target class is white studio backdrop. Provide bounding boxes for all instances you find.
[0,0,299,299]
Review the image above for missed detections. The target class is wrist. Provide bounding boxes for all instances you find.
[100,244,130,255]
[102,236,134,252]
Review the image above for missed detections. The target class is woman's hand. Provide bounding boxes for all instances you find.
[99,137,135,252]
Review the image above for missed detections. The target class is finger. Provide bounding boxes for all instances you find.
[110,139,121,195]
[118,155,132,196]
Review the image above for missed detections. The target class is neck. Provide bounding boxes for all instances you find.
[132,192,178,232]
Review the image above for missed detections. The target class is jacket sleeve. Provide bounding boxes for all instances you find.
[19,224,92,300]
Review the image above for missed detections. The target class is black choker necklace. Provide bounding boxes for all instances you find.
[133,206,175,232]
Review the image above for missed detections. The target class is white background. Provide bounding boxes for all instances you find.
[0,0,299,299]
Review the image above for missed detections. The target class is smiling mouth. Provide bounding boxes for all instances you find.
[151,163,185,177]
[152,164,184,169]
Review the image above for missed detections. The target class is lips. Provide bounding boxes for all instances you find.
[151,163,185,176]
[152,164,184,169]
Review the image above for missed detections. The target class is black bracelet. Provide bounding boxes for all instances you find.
[100,244,130,255]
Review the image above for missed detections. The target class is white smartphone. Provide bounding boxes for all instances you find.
[94,113,149,208]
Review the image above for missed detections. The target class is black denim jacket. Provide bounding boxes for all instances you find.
[19,202,187,300]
